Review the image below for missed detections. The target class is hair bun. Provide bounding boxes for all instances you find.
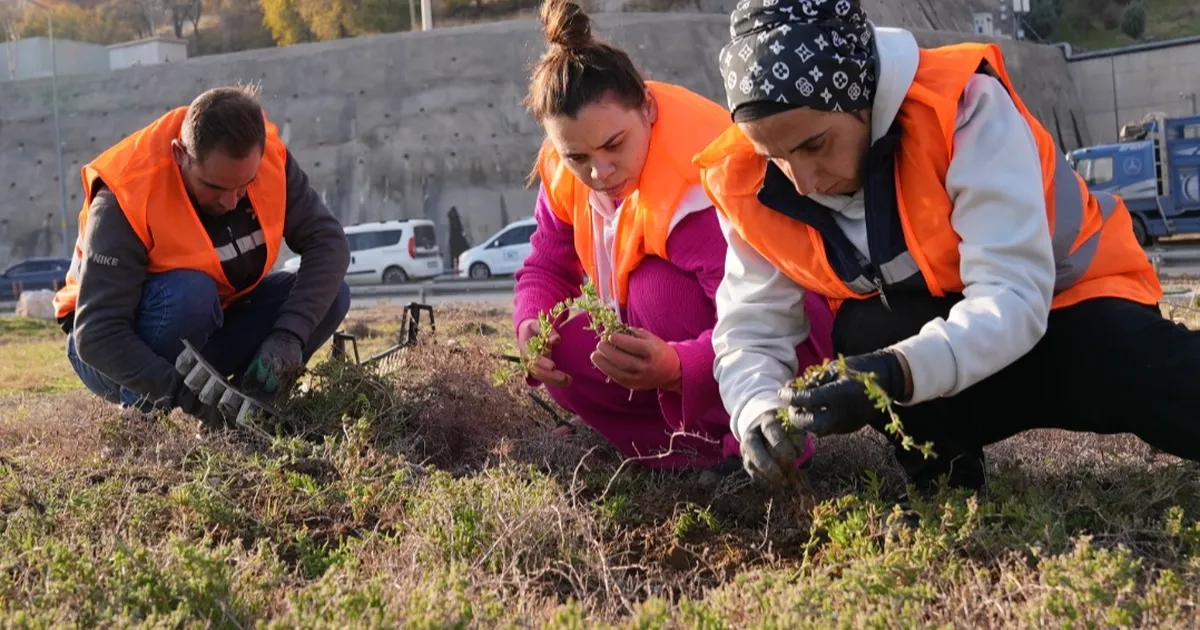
[540,0,593,50]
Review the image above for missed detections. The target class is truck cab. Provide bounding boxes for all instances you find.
[1066,114,1200,245]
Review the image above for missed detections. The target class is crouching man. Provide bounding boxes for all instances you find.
[53,85,351,425]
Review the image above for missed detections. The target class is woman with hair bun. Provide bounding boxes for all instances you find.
[695,0,1200,492]
[512,0,835,472]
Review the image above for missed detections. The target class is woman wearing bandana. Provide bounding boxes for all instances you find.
[695,0,1200,491]
[513,0,836,471]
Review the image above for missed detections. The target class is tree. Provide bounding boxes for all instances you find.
[192,0,274,54]
[165,0,203,38]
[1121,2,1146,39]
[1100,5,1120,30]
[295,0,352,40]
[260,0,412,46]
[351,0,410,33]
[89,1,146,43]
[12,1,106,42]
[1062,0,1094,34]
[259,0,311,45]
[2,2,20,81]
[1025,0,1062,40]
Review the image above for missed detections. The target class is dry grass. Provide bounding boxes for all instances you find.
[0,317,82,397]
[1,303,1199,627]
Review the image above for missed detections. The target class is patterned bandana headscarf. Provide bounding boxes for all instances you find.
[718,0,879,120]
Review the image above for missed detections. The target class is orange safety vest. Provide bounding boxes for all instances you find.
[694,42,1162,313]
[535,80,732,306]
[53,107,289,320]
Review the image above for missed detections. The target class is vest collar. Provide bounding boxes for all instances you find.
[757,121,908,294]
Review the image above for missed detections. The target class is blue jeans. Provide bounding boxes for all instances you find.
[66,270,351,407]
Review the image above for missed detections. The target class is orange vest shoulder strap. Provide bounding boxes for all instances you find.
[902,44,997,150]
[535,139,599,284]
[694,123,764,199]
[625,81,731,259]
[535,140,582,226]
[81,107,191,249]
[891,44,1000,295]
[694,124,862,302]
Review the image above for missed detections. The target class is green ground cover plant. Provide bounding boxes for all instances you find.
[0,303,1197,627]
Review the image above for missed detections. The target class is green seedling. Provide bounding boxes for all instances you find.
[493,280,632,387]
[568,279,633,343]
[778,355,935,459]
[493,304,566,386]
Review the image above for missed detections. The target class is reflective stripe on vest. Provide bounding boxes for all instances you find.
[880,251,920,285]
[877,151,1122,293]
[1050,151,1120,291]
[215,229,267,262]
[823,244,920,294]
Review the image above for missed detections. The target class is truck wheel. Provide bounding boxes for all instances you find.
[1132,215,1150,246]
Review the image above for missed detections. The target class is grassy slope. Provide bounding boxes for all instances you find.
[1053,0,1198,51]
[1,304,1200,626]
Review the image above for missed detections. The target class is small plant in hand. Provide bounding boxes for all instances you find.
[780,355,936,459]
[569,279,632,343]
[492,303,568,386]
[493,280,632,387]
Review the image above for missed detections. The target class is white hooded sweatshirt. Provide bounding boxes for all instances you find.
[712,26,1058,442]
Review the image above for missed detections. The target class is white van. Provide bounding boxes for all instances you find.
[283,219,444,285]
[456,217,537,279]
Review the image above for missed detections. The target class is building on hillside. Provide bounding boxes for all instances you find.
[973,12,995,37]
[0,37,109,82]
[108,37,189,71]
[1,35,189,82]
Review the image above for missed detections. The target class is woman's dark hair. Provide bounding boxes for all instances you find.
[524,0,646,122]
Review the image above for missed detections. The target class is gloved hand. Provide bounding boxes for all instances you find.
[243,330,305,397]
[739,409,812,486]
[779,349,909,438]
[170,376,228,428]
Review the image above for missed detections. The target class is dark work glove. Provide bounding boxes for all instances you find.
[739,409,811,486]
[779,349,908,438]
[170,376,228,429]
[243,330,305,397]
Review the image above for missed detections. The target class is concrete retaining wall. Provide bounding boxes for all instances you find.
[1066,36,1200,146]
[0,13,1088,267]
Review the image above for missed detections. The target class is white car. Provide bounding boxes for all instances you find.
[283,219,444,285]
[456,217,537,279]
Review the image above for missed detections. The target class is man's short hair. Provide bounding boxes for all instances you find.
[180,84,266,163]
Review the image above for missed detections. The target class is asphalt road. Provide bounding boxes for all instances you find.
[8,242,1200,315]
[0,275,517,313]
[350,289,514,309]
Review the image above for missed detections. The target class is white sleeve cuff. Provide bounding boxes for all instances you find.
[890,327,958,406]
[733,391,786,442]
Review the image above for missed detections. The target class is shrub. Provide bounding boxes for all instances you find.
[1121,2,1147,39]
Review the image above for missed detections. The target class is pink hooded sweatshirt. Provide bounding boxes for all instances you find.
[512,184,836,470]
